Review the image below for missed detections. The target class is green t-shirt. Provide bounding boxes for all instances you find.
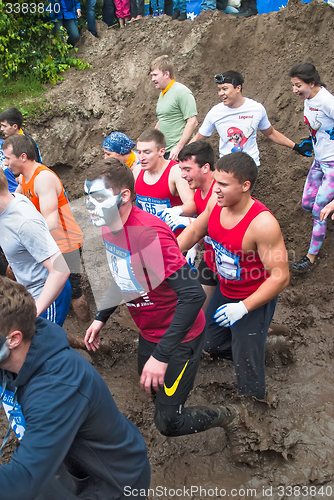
[156,82,197,152]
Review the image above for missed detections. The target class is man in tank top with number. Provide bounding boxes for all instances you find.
[178,140,218,311]
[133,129,197,233]
[178,151,290,400]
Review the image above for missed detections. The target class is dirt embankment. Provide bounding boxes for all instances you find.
[1,1,334,498]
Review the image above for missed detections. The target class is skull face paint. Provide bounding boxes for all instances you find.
[84,178,123,227]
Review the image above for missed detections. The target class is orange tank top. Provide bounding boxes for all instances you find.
[21,165,83,253]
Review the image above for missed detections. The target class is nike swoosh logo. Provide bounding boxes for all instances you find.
[164,360,189,396]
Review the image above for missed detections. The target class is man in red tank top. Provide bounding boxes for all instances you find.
[133,129,197,233]
[2,134,89,321]
[178,152,290,400]
[178,140,218,311]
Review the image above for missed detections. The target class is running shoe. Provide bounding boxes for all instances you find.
[152,10,159,17]
[292,255,315,273]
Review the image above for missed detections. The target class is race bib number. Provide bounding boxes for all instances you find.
[104,240,144,294]
[211,239,241,281]
[136,195,171,215]
[2,389,26,440]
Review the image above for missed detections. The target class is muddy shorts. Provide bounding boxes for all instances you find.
[204,285,277,400]
[138,331,204,407]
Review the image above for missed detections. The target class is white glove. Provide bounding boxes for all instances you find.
[213,301,248,327]
[158,206,183,220]
[186,243,200,268]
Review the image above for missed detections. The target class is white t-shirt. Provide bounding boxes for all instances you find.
[199,98,271,166]
[304,87,334,162]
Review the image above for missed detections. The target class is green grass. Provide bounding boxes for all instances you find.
[0,74,50,117]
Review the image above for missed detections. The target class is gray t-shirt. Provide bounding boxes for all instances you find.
[0,194,60,300]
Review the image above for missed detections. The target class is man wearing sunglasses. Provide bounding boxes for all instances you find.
[191,70,313,165]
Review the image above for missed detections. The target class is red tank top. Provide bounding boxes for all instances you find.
[194,181,216,272]
[194,182,214,215]
[208,198,270,299]
[21,165,83,253]
[135,160,181,216]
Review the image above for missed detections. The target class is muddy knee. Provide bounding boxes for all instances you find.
[154,404,184,437]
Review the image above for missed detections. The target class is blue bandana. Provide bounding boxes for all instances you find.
[103,132,135,155]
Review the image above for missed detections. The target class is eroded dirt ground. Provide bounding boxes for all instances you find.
[1,1,334,498]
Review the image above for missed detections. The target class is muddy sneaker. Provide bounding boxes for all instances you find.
[178,12,187,20]
[171,8,180,19]
[292,255,315,273]
[223,405,263,466]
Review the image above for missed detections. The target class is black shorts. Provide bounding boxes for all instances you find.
[138,332,204,407]
[197,257,219,287]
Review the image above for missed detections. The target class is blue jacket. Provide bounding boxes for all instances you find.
[0,318,148,500]
[47,0,81,20]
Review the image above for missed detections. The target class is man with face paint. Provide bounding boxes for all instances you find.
[191,70,313,165]
[0,169,70,325]
[0,277,150,500]
[1,134,89,321]
[84,158,263,465]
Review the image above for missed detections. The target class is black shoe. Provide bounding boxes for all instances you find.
[292,255,315,273]
[90,31,100,38]
[236,5,258,16]
[177,11,187,20]
[171,8,180,19]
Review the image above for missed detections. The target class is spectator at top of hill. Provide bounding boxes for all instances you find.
[86,0,100,37]
[47,0,82,46]
[0,108,42,164]
[103,132,140,171]
[151,55,198,160]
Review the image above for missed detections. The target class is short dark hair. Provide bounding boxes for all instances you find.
[289,63,325,87]
[178,140,215,170]
[0,107,23,128]
[215,71,244,90]
[2,134,35,161]
[86,159,135,200]
[137,129,166,150]
[215,152,258,190]
[0,277,36,342]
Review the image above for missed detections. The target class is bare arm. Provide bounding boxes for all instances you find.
[260,126,295,149]
[242,212,289,312]
[177,199,213,251]
[35,251,70,316]
[34,171,61,231]
[189,131,208,144]
[169,116,199,161]
[15,175,23,194]
[320,199,334,221]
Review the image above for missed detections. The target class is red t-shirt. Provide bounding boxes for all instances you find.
[102,206,205,343]
[208,198,270,299]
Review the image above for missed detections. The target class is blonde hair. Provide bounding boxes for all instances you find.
[150,55,175,79]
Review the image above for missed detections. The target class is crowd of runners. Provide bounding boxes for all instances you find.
[0,57,333,499]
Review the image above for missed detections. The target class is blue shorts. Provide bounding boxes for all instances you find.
[40,279,71,326]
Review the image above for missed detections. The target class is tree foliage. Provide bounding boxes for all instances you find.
[0,0,90,84]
